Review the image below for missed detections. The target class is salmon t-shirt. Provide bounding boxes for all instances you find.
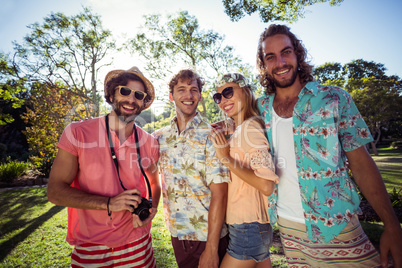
[57,116,159,247]
[226,118,279,225]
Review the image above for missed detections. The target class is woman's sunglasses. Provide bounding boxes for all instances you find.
[213,87,234,104]
[117,86,147,101]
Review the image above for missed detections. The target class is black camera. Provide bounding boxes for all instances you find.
[132,196,152,221]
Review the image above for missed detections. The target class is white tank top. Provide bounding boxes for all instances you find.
[271,108,305,223]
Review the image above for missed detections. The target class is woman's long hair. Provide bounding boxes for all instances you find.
[240,85,265,129]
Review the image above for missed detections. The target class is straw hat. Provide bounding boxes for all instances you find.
[104,66,155,109]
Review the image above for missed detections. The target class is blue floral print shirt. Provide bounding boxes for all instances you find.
[257,81,373,243]
[152,113,230,241]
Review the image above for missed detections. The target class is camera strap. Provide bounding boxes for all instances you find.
[105,114,152,201]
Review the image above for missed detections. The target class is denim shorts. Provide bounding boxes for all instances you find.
[227,222,273,262]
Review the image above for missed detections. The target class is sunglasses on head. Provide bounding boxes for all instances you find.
[117,86,147,101]
[213,87,234,104]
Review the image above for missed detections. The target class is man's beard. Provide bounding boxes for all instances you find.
[268,65,298,89]
[112,99,142,123]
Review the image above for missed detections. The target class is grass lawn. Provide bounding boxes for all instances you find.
[0,188,176,268]
[0,187,287,267]
[0,146,400,267]
[371,147,402,192]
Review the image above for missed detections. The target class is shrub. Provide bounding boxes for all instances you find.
[390,187,402,208]
[0,159,30,183]
[0,143,7,163]
[29,154,55,178]
[390,141,402,149]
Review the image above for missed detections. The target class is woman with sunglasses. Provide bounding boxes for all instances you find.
[211,73,279,268]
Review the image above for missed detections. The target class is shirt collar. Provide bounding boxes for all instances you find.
[300,81,319,97]
[170,112,202,130]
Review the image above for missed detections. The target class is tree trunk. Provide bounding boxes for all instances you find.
[91,62,99,117]
[371,127,381,156]
[371,141,378,156]
[199,98,207,118]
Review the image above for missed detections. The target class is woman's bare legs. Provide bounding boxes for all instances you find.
[219,253,272,268]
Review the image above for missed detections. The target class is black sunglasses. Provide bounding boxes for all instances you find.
[213,87,234,104]
[117,86,147,101]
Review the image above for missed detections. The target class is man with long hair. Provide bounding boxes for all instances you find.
[256,24,402,267]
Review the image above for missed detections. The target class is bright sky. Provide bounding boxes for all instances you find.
[1,0,401,113]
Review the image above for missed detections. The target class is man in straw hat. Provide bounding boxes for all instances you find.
[48,66,160,267]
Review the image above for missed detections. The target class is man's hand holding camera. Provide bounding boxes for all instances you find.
[107,189,154,227]
[132,207,157,228]
[108,189,143,212]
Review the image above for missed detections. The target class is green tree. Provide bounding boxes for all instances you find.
[312,62,344,86]
[143,102,176,133]
[126,11,254,125]
[0,53,27,125]
[222,0,344,23]
[135,109,158,133]
[13,7,117,118]
[343,59,388,80]
[346,77,401,155]
[313,60,402,155]
[0,54,31,159]
[21,82,85,176]
[135,109,156,127]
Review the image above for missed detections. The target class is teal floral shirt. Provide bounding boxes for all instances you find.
[257,81,373,243]
[152,113,230,241]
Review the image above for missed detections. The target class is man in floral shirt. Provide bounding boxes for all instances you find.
[152,69,230,268]
[256,24,402,267]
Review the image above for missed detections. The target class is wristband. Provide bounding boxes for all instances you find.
[107,197,112,220]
